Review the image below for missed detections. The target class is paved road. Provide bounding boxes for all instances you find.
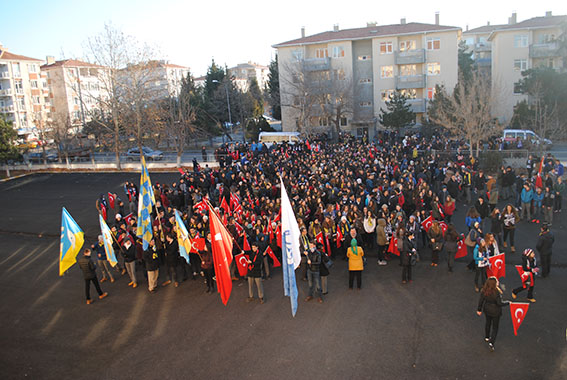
[0,173,566,380]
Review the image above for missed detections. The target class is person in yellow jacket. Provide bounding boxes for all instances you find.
[347,234,364,290]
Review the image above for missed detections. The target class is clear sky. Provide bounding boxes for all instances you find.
[1,0,565,76]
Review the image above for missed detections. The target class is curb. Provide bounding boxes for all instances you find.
[0,173,31,183]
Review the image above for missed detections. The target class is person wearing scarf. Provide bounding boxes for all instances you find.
[347,231,365,290]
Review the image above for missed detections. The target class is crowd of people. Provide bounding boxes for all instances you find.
[84,131,560,351]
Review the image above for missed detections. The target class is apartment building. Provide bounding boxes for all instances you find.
[227,62,269,91]
[0,46,48,133]
[273,16,460,138]
[486,12,566,123]
[463,23,505,75]
[144,60,190,98]
[41,58,108,127]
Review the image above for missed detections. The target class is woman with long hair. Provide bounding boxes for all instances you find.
[477,277,509,352]
[474,238,489,292]
[502,203,519,253]
[444,224,459,272]
[490,207,503,248]
[428,221,444,267]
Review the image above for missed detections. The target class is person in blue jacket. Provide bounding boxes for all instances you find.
[520,182,534,221]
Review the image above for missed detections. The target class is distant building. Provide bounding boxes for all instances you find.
[194,75,206,88]
[41,57,108,127]
[227,62,269,91]
[0,46,48,133]
[463,23,505,75]
[273,15,460,138]
[144,60,190,99]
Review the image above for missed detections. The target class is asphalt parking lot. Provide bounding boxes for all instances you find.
[0,172,566,380]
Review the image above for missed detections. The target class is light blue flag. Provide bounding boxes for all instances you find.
[280,177,301,317]
[60,207,85,276]
[174,210,191,264]
[137,156,155,250]
[99,215,118,267]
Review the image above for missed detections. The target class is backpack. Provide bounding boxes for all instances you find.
[465,229,478,247]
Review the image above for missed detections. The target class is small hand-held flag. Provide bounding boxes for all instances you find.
[515,265,534,288]
[421,215,433,232]
[509,302,530,336]
[208,202,234,305]
[242,234,251,251]
[280,177,301,317]
[265,246,281,267]
[336,227,343,248]
[455,235,468,258]
[99,215,118,267]
[174,210,191,264]
[60,207,85,276]
[234,253,248,277]
[107,192,116,209]
[487,254,506,279]
[387,237,400,256]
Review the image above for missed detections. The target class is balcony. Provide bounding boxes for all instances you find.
[396,74,425,89]
[529,42,560,58]
[0,88,13,96]
[0,105,15,113]
[303,57,331,72]
[406,98,426,113]
[475,43,492,52]
[15,88,24,95]
[0,72,10,78]
[395,49,425,65]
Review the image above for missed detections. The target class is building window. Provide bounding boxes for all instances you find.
[32,96,40,104]
[12,63,21,77]
[30,80,39,89]
[292,49,304,61]
[514,59,528,71]
[426,62,441,75]
[333,69,345,80]
[400,64,417,76]
[316,48,328,58]
[74,97,80,105]
[427,87,436,100]
[340,117,347,126]
[359,78,372,84]
[399,40,416,52]
[15,80,23,93]
[332,46,345,58]
[27,64,38,73]
[17,98,25,109]
[73,111,81,120]
[514,35,528,48]
[513,82,523,94]
[380,65,394,78]
[427,38,441,50]
[381,89,395,101]
[379,41,393,54]
[400,89,417,99]
[358,55,371,61]
[359,101,372,107]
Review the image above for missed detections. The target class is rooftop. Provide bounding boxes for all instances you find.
[40,59,105,69]
[0,49,42,62]
[464,24,507,34]
[273,22,460,48]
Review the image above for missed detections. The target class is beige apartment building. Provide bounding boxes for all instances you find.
[274,16,460,138]
[463,23,505,75]
[41,58,108,127]
[0,46,48,134]
[227,62,269,91]
[483,12,566,123]
[144,60,190,99]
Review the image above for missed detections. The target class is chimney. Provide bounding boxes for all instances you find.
[333,24,339,32]
[545,11,552,17]
[46,56,55,65]
[509,12,517,25]
[401,18,406,25]
[301,26,305,38]
[435,12,440,25]
[487,21,490,26]
[367,21,377,27]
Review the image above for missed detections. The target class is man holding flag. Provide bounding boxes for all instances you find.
[280,177,301,317]
[137,156,155,251]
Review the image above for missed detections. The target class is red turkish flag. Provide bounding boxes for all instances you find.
[487,254,506,279]
[220,197,230,215]
[191,237,206,253]
[230,193,240,210]
[387,238,400,256]
[439,221,448,236]
[315,232,325,253]
[276,225,282,248]
[265,246,281,267]
[101,204,107,221]
[336,228,343,248]
[267,223,274,243]
[124,213,134,225]
[535,157,544,189]
[234,253,248,277]
[455,235,468,258]
[306,140,311,150]
[421,216,433,233]
[194,200,207,214]
[108,192,116,209]
[509,302,530,336]
[242,234,251,251]
[209,206,233,305]
[515,265,534,288]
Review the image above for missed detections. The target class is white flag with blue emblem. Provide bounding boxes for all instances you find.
[280,177,301,316]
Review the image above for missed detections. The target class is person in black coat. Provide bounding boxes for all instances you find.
[245,242,264,303]
[143,238,160,292]
[163,234,180,287]
[77,249,108,304]
[199,235,214,293]
[512,249,538,302]
[536,224,554,278]
[318,242,330,295]
[477,277,509,351]
[474,197,490,230]
[122,238,138,288]
[399,227,415,284]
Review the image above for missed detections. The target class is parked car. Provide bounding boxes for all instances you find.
[126,146,164,161]
[27,151,58,163]
[502,129,552,147]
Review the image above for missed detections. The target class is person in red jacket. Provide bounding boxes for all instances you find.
[443,195,456,223]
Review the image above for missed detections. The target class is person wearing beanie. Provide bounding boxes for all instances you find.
[512,249,538,302]
[346,229,365,290]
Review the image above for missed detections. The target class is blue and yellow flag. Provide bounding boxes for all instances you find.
[99,215,118,267]
[59,207,85,276]
[175,210,191,264]
[137,156,155,250]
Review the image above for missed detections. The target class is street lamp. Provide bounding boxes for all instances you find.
[212,79,232,137]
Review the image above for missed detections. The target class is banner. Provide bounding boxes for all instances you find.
[510,302,530,336]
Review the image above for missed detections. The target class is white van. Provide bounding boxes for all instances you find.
[502,129,552,146]
[258,132,301,147]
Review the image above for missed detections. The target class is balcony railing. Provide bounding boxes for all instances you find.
[406,98,426,113]
[15,88,24,95]
[396,74,425,89]
[303,57,331,72]
[0,72,10,78]
[395,49,425,65]
[0,88,13,96]
[0,105,15,113]
[529,42,559,58]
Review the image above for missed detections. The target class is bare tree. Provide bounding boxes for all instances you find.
[48,114,74,165]
[430,71,502,156]
[318,73,353,142]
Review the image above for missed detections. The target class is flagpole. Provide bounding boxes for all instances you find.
[205,200,245,252]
